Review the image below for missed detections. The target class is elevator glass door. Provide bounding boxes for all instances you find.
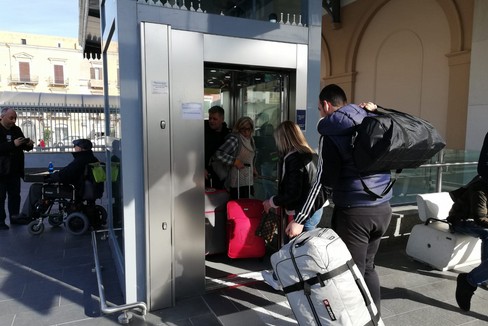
[204,65,290,199]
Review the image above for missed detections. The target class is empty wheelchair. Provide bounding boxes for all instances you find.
[27,176,107,236]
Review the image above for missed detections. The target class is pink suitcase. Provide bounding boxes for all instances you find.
[226,165,266,259]
[227,198,265,258]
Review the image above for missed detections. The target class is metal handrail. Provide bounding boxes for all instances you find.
[420,149,478,192]
[91,230,147,320]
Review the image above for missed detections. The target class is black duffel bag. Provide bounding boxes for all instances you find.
[337,105,446,199]
[352,106,446,173]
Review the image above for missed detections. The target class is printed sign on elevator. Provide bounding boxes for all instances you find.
[181,103,203,120]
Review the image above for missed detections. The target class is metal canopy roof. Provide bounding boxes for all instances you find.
[79,0,102,59]
[78,0,342,60]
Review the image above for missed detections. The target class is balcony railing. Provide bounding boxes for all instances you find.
[9,75,39,85]
[138,0,307,26]
[89,79,104,89]
[48,77,69,87]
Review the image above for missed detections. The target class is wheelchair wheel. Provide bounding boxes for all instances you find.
[94,205,108,227]
[28,220,44,236]
[65,212,90,235]
[48,215,63,227]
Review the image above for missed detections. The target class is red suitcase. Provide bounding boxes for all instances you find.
[226,165,266,259]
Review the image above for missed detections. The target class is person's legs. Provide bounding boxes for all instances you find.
[467,258,488,285]
[331,203,391,312]
[21,183,43,218]
[453,221,488,311]
[6,176,21,217]
[454,221,488,262]
[0,180,7,226]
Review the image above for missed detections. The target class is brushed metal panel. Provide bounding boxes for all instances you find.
[204,34,298,68]
[142,22,173,310]
[170,29,206,300]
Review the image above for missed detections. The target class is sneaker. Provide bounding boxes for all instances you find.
[456,273,477,311]
[261,270,282,291]
[0,224,10,230]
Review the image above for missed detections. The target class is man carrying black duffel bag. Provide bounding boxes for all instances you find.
[291,84,392,313]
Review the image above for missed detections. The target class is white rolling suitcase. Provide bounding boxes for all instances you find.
[270,228,383,326]
[406,192,481,271]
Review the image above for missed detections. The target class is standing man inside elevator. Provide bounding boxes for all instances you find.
[205,106,230,189]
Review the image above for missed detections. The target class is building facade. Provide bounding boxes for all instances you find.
[0,31,120,147]
[321,0,488,151]
[0,31,119,95]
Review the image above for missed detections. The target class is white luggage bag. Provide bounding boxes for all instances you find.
[271,228,383,326]
[406,192,481,271]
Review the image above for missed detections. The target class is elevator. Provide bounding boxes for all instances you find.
[100,0,322,312]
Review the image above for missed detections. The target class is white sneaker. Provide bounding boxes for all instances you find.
[261,270,282,291]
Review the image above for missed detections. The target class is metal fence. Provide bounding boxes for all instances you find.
[10,106,120,151]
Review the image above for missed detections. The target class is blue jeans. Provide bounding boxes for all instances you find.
[303,207,324,231]
[453,221,488,285]
[284,207,324,244]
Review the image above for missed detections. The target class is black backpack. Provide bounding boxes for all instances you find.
[83,162,105,201]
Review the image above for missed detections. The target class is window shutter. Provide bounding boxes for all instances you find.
[19,62,30,82]
[54,65,64,84]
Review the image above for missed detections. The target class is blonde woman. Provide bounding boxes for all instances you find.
[213,116,257,199]
[261,121,326,290]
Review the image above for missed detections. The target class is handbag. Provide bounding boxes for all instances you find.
[210,156,231,181]
[255,210,279,244]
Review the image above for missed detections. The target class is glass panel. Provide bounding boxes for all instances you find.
[391,149,480,206]
[104,28,123,253]
[204,66,288,200]
[239,71,283,200]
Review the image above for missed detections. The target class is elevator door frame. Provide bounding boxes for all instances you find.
[142,24,310,310]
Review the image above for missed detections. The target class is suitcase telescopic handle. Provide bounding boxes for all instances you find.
[237,163,252,199]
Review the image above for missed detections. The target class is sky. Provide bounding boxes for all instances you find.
[0,0,79,38]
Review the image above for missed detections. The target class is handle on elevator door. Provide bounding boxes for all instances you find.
[160,120,166,129]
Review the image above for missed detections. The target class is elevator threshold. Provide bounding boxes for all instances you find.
[205,253,271,292]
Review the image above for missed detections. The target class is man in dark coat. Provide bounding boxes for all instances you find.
[204,106,230,189]
[452,131,488,311]
[0,107,34,229]
[14,139,99,222]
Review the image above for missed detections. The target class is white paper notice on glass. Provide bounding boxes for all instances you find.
[181,102,203,120]
[152,81,168,94]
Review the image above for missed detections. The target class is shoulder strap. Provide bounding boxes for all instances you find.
[335,107,398,199]
[359,171,399,200]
